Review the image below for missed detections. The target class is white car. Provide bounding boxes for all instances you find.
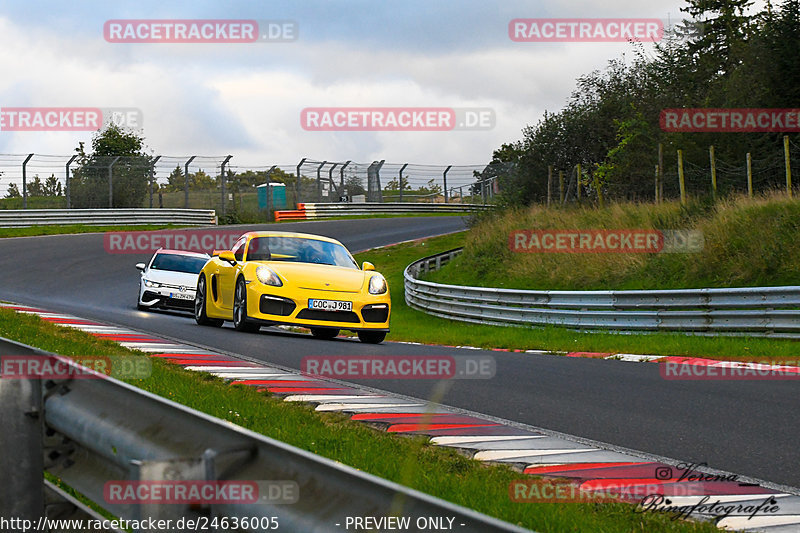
[136,249,210,311]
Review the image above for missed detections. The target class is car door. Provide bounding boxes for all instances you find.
[216,237,246,311]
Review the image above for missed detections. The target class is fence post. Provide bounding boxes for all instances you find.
[150,155,161,209]
[443,165,452,203]
[328,162,339,198]
[576,164,581,201]
[339,160,350,193]
[592,171,604,208]
[677,150,686,206]
[184,156,196,209]
[295,158,307,206]
[654,164,659,203]
[398,163,408,203]
[65,155,77,209]
[785,135,792,198]
[746,153,753,197]
[709,145,717,200]
[547,165,552,207]
[558,170,565,204]
[108,156,120,208]
[316,161,327,200]
[265,165,276,220]
[220,155,232,220]
[22,153,34,209]
[658,142,664,203]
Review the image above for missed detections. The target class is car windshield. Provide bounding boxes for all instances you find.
[150,253,208,274]
[246,236,357,269]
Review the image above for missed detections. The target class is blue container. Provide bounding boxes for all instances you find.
[257,183,287,210]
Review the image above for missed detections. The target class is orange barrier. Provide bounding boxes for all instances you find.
[274,209,307,221]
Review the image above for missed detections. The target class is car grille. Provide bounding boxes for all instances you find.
[259,295,296,316]
[167,297,195,309]
[296,309,360,323]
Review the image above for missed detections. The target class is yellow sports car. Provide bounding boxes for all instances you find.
[194,231,390,343]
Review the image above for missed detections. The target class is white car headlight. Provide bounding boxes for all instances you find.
[256,266,283,287]
[143,279,162,288]
[368,274,387,295]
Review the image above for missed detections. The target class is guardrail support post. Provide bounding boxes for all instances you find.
[22,153,34,209]
[0,371,43,520]
[65,155,77,209]
[443,165,452,203]
[220,155,232,220]
[149,155,161,209]
[184,156,196,209]
[108,156,120,208]
[398,163,408,203]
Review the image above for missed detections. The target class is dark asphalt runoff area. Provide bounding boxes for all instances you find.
[0,216,797,488]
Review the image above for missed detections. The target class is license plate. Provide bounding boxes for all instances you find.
[308,299,352,312]
[170,292,194,300]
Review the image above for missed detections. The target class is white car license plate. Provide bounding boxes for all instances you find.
[170,292,194,300]
[308,299,352,312]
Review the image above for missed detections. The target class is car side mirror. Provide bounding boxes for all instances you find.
[218,250,237,264]
[362,261,375,271]
[135,263,146,271]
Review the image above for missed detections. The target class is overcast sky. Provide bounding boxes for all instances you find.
[0,0,730,169]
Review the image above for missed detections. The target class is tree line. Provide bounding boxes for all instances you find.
[492,0,800,205]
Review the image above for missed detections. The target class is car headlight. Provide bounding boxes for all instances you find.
[143,279,162,288]
[256,266,283,287]
[368,274,387,295]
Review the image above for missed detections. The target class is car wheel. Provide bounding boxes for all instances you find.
[233,277,260,333]
[195,274,223,327]
[310,328,339,340]
[357,331,386,344]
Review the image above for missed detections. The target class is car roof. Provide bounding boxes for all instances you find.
[154,249,210,258]
[239,231,343,246]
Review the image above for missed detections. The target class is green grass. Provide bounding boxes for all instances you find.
[355,232,800,362]
[0,224,193,238]
[0,306,718,533]
[427,193,800,290]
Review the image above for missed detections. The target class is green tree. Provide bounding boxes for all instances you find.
[5,183,20,198]
[70,124,153,208]
[26,176,45,197]
[43,174,62,197]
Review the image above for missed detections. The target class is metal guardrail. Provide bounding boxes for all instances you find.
[404,248,800,337]
[1,348,529,533]
[276,202,491,220]
[0,208,217,227]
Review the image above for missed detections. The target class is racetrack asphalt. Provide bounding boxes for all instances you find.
[0,216,797,488]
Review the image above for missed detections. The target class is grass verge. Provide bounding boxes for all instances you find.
[0,306,717,533]
[355,232,800,362]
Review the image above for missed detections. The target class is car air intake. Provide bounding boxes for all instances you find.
[259,295,296,316]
